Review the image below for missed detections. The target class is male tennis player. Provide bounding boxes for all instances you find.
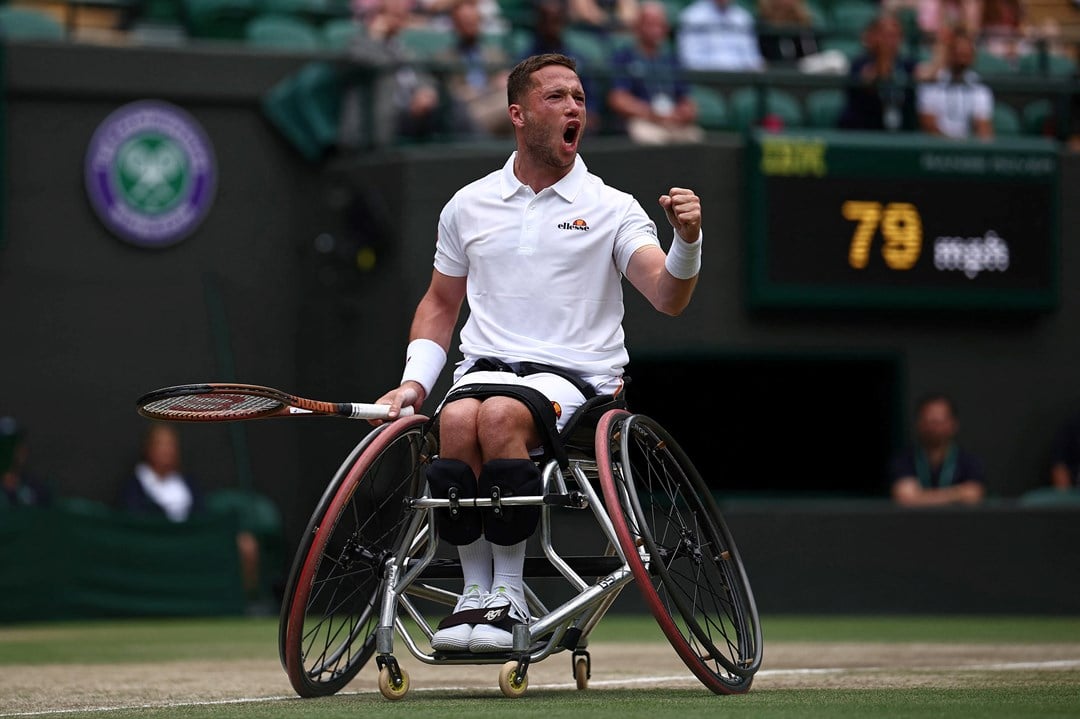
[375,53,702,653]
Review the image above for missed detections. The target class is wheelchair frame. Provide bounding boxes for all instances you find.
[277,397,763,699]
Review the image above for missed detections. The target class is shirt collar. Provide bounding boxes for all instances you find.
[500,152,588,201]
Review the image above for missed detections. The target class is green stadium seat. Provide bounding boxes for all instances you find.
[183,0,259,39]
[804,87,845,128]
[262,70,325,161]
[294,61,343,149]
[498,0,534,29]
[398,25,456,59]
[1021,98,1054,136]
[258,0,311,14]
[992,103,1021,136]
[826,0,879,38]
[974,50,1016,77]
[819,35,864,62]
[140,0,186,24]
[689,84,729,130]
[563,28,612,68]
[729,86,805,130]
[245,13,323,50]
[1017,50,1077,78]
[0,6,65,40]
[321,16,361,50]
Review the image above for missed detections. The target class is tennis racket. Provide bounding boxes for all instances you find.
[136,383,414,422]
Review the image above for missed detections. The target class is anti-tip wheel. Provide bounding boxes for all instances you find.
[574,657,589,690]
[498,660,529,698]
[378,665,410,700]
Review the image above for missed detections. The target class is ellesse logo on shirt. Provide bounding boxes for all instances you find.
[557,218,590,231]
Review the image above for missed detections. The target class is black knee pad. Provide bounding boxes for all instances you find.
[425,458,482,546]
[477,459,541,546]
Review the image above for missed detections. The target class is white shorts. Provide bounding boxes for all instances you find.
[439,369,622,433]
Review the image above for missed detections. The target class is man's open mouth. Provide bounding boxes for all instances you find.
[563,122,581,145]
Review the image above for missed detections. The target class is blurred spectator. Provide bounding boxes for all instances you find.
[837,12,919,131]
[676,0,766,71]
[917,28,993,139]
[889,393,986,507]
[437,0,513,139]
[979,0,1026,60]
[607,1,705,144]
[120,422,205,521]
[886,0,981,40]
[1049,409,1080,490]
[523,0,574,56]
[419,0,507,34]
[342,0,444,146]
[756,0,820,64]
[568,0,641,33]
[520,0,605,130]
[119,423,262,603]
[0,416,53,508]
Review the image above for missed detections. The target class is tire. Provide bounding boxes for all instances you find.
[280,414,432,697]
[596,410,763,694]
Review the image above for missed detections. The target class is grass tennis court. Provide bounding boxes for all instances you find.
[3,615,1079,718]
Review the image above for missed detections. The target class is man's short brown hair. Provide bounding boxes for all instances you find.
[507,53,578,106]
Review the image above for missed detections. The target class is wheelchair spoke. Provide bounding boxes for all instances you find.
[599,412,762,694]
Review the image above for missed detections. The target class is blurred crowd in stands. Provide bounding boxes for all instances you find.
[2,0,1078,147]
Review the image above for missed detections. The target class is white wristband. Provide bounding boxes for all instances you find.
[664,230,702,280]
[401,338,446,397]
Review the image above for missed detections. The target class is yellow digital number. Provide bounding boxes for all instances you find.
[880,203,921,270]
[842,201,881,269]
[843,201,922,271]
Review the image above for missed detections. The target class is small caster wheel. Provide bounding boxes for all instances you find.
[378,665,410,700]
[574,656,589,690]
[498,660,529,698]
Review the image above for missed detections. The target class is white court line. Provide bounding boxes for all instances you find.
[2,659,1078,718]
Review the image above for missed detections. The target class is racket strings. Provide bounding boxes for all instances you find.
[143,393,282,420]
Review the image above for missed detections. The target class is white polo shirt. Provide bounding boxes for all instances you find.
[435,153,662,382]
[917,69,994,139]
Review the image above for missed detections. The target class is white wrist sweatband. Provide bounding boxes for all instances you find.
[664,230,702,280]
[401,338,446,397]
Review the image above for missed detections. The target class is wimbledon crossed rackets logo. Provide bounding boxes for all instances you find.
[85,100,217,248]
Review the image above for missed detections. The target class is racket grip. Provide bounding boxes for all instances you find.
[347,403,416,420]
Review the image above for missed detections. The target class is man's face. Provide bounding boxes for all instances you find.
[146,429,181,475]
[916,400,957,448]
[868,18,902,58]
[452,1,481,41]
[949,36,975,72]
[516,64,586,170]
[638,5,669,49]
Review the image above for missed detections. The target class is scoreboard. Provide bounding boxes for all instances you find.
[745,130,1060,311]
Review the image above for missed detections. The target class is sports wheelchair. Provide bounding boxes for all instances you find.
[277,392,762,699]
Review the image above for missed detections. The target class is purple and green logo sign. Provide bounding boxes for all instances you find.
[85,100,216,248]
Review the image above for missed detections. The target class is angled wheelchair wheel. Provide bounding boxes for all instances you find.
[596,410,763,694]
[279,414,431,697]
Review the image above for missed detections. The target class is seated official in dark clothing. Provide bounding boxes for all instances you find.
[837,13,919,132]
[889,393,986,506]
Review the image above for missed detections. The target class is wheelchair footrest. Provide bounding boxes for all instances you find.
[417,555,624,579]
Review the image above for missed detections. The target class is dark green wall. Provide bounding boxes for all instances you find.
[2,42,1080,614]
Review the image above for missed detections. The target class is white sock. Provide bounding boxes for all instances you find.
[490,539,526,600]
[458,538,492,594]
